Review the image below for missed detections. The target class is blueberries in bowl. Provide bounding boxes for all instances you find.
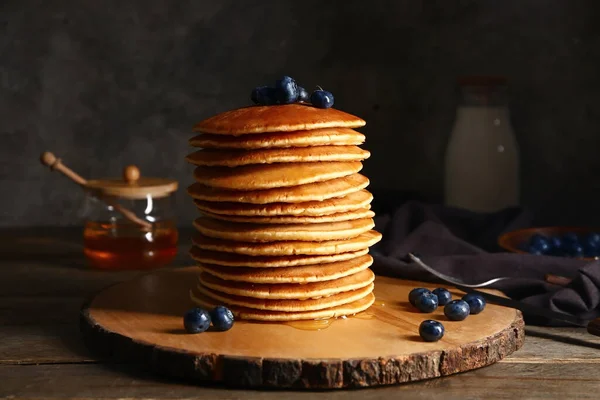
[523,231,600,259]
[528,234,551,254]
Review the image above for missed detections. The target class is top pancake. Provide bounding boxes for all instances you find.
[188,128,365,149]
[193,104,366,135]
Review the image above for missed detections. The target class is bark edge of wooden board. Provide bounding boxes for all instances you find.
[79,270,525,389]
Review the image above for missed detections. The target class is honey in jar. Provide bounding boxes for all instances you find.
[82,165,179,270]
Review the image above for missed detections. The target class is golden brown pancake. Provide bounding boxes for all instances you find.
[193,104,366,135]
[187,174,369,204]
[193,161,362,190]
[195,282,374,311]
[185,146,370,167]
[197,254,373,283]
[198,268,374,299]
[188,128,365,149]
[193,217,375,242]
[189,246,369,268]
[191,291,375,321]
[193,189,373,216]
[191,230,382,256]
[200,208,375,224]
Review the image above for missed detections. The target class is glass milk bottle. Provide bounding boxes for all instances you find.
[444,77,520,212]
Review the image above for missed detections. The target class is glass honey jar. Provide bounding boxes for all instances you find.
[81,165,179,270]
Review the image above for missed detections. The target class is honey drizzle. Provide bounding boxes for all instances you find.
[284,318,333,331]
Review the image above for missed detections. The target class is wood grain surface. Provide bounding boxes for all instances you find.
[2,228,600,399]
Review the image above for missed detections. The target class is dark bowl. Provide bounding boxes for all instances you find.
[498,226,600,261]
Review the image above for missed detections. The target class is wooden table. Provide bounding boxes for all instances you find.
[2,228,600,399]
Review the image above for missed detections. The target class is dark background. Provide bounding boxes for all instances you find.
[3,0,600,227]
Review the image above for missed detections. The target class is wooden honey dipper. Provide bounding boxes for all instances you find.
[40,152,152,230]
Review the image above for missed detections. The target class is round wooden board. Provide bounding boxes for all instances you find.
[80,267,525,389]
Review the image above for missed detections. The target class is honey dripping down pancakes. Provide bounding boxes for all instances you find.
[186,92,381,322]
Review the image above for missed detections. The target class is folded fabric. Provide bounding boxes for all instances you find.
[371,201,599,325]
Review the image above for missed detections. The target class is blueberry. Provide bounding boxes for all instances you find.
[564,241,584,257]
[275,76,298,104]
[415,292,438,313]
[251,86,264,104]
[183,307,211,334]
[462,293,486,315]
[549,236,562,252]
[571,244,585,257]
[526,245,544,255]
[562,232,580,246]
[311,90,334,109]
[251,86,278,105]
[584,232,600,248]
[419,320,445,342]
[528,234,551,254]
[409,288,431,307]
[432,288,452,306]
[210,305,235,331]
[444,300,470,321]
[297,86,309,102]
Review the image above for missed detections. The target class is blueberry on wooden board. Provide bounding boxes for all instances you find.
[210,305,234,331]
[183,308,211,333]
[415,292,438,313]
[462,293,486,315]
[444,300,470,321]
[409,287,431,307]
[419,320,445,342]
[432,288,452,306]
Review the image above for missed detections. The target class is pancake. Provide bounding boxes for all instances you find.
[195,282,374,312]
[193,189,373,216]
[193,217,375,242]
[187,174,369,204]
[200,208,375,224]
[191,230,382,256]
[191,291,375,321]
[185,146,370,167]
[193,161,362,190]
[193,104,366,135]
[197,254,373,283]
[188,128,365,149]
[189,246,369,268]
[198,268,374,299]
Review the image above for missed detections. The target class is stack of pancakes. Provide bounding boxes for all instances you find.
[186,104,382,321]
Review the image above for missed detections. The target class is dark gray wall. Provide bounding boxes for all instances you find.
[3,0,600,227]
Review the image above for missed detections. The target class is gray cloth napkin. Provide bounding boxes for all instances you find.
[371,201,600,325]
